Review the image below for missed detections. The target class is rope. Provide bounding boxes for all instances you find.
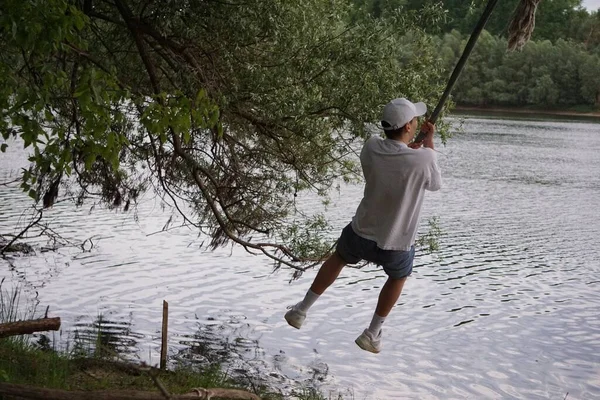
[508,0,542,51]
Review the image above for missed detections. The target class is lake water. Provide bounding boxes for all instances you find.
[1,117,599,399]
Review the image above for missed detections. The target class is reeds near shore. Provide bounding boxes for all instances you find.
[0,279,343,399]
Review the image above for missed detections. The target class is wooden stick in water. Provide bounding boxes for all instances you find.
[160,300,168,370]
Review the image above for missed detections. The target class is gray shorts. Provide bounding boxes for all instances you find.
[336,223,414,279]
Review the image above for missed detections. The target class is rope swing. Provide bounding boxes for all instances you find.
[508,0,543,51]
[414,0,543,142]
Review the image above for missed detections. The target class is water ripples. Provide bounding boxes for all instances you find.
[2,118,600,399]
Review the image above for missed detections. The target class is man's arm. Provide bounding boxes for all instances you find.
[421,121,435,150]
[425,154,442,191]
[419,121,441,191]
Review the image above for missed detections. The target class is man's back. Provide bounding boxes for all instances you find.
[351,135,441,251]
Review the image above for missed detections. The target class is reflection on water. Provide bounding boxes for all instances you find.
[70,313,141,358]
[173,316,334,395]
[1,117,600,399]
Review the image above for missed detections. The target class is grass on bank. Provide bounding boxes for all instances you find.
[0,338,272,396]
[0,280,340,400]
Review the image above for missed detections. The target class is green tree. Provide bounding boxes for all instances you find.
[573,10,600,52]
[0,0,447,270]
[528,75,560,105]
[578,53,600,105]
[533,0,585,42]
[350,0,449,34]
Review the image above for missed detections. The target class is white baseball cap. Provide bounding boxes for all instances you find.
[381,98,427,131]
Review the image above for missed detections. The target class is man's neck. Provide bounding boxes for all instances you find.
[393,134,411,145]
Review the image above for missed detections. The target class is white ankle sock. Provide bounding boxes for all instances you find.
[368,313,386,334]
[297,289,320,312]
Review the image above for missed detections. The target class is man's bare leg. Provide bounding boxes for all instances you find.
[363,276,407,335]
[309,251,347,295]
[285,252,347,329]
[355,277,408,353]
[375,276,407,317]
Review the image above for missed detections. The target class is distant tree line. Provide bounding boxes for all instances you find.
[437,30,600,108]
[351,0,600,108]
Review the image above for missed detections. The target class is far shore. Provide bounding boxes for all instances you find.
[451,105,600,120]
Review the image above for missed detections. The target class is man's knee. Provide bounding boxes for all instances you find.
[330,251,348,268]
[387,276,407,284]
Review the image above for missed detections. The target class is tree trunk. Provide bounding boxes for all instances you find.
[0,383,261,400]
[0,317,61,338]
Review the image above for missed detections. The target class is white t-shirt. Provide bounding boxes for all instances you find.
[351,135,442,251]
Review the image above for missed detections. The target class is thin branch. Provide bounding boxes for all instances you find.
[63,42,129,91]
[173,134,319,270]
[146,222,193,237]
[147,368,171,399]
[114,0,160,94]
[86,10,126,27]
[125,16,207,84]
[0,178,20,186]
[0,210,42,256]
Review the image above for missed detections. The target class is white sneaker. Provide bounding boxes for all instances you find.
[284,305,306,329]
[355,329,382,353]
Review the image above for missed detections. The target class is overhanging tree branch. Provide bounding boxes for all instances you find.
[112,0,319,270]
[2,0,450,271]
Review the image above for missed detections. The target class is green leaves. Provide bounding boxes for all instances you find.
[140,90,221,146]
[416,216,442,253]
[280,214,333,260]
[1,0,88,52]
[0,0,448,266]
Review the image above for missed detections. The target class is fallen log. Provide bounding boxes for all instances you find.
[0,383,261,400]
[0,317,61,338]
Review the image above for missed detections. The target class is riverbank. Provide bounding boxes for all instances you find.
[452,105,600,121]
[0,337,331,400]
[0,280,335,400]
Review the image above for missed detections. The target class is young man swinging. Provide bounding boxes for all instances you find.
[284,98,442,353]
